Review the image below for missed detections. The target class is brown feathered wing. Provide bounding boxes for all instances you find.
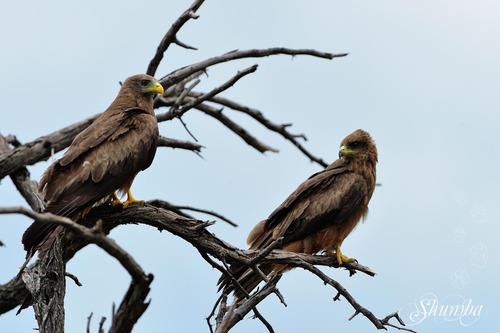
[221,159,372,297]
[22,107,158,255]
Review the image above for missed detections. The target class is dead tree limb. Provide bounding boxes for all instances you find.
[21,233,66,333]
[0,115,97,181]
[156,135,203,152]
[0,204,406,333]
[148,199,237,227]
[157,64,258,121]
[160,48,347,87]
[0,207,152,333]
[0,135,44,211]
[146,0,205,76]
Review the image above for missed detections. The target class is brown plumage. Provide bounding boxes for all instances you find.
[22,74,164,258]
[219,129,378,299]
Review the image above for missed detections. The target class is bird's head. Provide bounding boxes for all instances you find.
[338,129,378,165]
[123,74,164,97]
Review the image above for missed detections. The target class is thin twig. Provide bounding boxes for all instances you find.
[156,135,204,152]
[87,312,93,333]
[65,272,82,287]
[218,275,281,333]
[380,312,418,333]
[148,199,237,227]
[248,238,283,265]
[98,316,106,333]
[170,78,201,113]
[295,261,411,331]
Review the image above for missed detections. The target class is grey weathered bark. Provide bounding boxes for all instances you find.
[21,234,66,333]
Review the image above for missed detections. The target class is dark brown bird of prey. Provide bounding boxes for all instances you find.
[219,129,378,298]
[22,74,164,258]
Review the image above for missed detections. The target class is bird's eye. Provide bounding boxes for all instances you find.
[140,79,150,86]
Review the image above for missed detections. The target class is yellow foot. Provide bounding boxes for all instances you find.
[334,246,357,266]
[122,189,144,208]
[338,254,357,265]
[111,193,123,207]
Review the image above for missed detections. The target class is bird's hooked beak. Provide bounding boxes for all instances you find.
[146,81,164,96]
[339,145,355,158]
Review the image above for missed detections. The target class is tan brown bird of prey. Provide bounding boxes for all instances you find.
[219,129,378,298]
[22,74,164,258]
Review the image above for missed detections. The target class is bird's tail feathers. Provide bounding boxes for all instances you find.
[21,221,59,258]
[218,263,279,302]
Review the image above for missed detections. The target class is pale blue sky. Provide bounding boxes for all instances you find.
[1,1,498,332]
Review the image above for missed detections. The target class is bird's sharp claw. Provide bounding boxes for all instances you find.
[122,198,144,208]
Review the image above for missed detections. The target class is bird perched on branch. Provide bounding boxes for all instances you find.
[22,74,164,259]
[219,129,378,299]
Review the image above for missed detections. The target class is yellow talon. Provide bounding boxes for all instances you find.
[335,245,356,266]
[122,189,144,208]
[111,192,123,207]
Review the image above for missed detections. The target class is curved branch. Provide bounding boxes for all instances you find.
[160,48,348,87]
[201,94,329,167]
[0,207,152,333]
[146,0,205,76]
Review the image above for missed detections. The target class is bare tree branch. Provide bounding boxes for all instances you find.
[65,272,82,287]
[201,95,329,167]
[157,65,258,121]
[380,312,418,333]
[0,207,148,284]
[195,102,279,153]
[158,89,329,165]
[148,199,237,227]
[216,275,282,333]
[0,135,44,212]
[0,206,152,333]
[158,95,282,154]
[160,48,348,87]
[0,115,98,181]
[156,135,204,152]
[21,232,66,333]
[0,204,390,332]
[109,273,153,333]
[146,0,205,76]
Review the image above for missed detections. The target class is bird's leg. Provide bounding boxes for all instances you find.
[122,189,144,208]
[335,245,356,266]
[111,192,123,206]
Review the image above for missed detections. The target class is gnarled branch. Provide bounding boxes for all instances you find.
[0,204,406,333]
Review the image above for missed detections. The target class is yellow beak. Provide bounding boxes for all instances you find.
[147,82,164,95]
[339,145,355,157]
